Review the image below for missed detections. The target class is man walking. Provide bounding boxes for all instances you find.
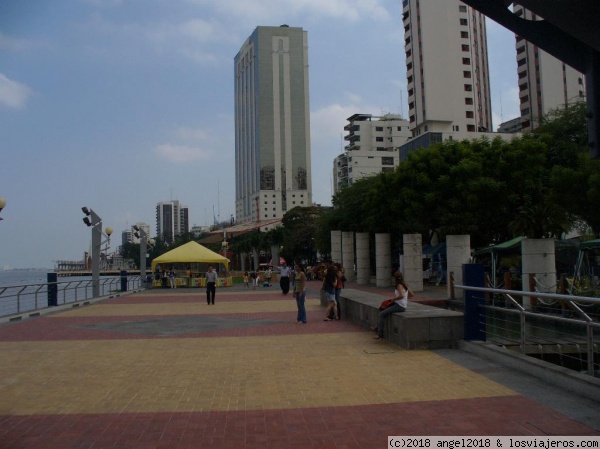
[205,265,218,305]
[279,261,291,295]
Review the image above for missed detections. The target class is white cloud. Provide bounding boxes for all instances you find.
[185,0,391,23]
[154,144,212,163]
[0,74,33,109]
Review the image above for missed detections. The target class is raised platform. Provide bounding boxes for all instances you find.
[326,288,464,350]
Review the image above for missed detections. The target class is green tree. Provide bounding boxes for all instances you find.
[281,206,323,265]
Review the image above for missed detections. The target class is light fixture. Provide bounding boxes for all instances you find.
[0,196,6,221]
[80,207,111,298]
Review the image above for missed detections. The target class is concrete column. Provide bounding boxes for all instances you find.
[522,238,556,310]
[403,233,423,292]
[240,253,245,272]
[331,230,342,264]
[375,233,392,288]
[252,249,259,271]
[271,245,279,267]
[355,232,370,285]
[446,235,471,299]
[342,231,355,282]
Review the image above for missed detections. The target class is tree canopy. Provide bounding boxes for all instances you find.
[326,100,599,247]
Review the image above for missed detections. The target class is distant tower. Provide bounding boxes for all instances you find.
[156,201,188,244]
[234,25,312,227]
[403,0,493,136]
[512,5,586,132]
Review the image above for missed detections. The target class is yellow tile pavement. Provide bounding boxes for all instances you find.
[0,332,516,416]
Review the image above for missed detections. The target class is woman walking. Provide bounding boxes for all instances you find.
[373,271,409,339]
[293,263,307,324]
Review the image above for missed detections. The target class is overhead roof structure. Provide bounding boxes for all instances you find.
[198,218,283,244]
[460,0,600,158]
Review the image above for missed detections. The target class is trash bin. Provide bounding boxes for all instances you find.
[47,272,58,307]
[120,270,127,292]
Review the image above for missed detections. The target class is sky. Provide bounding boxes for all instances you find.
[0,0,519,269]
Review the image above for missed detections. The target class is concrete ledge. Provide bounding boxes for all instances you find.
[459,340,600,404]
[328,289,464,349]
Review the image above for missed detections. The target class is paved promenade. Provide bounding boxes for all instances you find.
[0,280,598,449]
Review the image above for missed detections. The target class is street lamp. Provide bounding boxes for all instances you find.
[82,207,112,298]
[0,197,6,221]
[133,225,154,281]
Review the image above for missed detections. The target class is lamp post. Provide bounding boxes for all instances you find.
[0,197,6,221]
[133,225,154,281]
[82,207,111,298]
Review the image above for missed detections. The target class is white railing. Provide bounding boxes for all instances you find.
[0,275,144,319]
[453,283,600,377]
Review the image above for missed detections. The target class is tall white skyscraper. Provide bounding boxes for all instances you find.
[234,25,312,226]
[156,201,188,244]
[512,5,586,132]
[402,0,493,137]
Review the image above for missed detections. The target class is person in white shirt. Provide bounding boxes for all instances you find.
[279,262,291,295]
[205,265,218,305]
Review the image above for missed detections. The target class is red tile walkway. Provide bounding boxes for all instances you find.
[0,281,598,449]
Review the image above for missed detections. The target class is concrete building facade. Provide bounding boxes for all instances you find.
[334,113,411,193]
[234,25,312,228]
[512,5,586,132]
[156,201,188,245]
[402,0,493,137]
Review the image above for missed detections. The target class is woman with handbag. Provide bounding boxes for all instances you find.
[373,271,411,340]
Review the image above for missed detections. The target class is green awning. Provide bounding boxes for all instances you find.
[473,236,525,256]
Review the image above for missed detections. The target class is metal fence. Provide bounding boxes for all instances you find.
[453,282,600,378]
[0,276,145,319]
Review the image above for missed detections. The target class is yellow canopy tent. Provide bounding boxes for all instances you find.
[151,241,229,272]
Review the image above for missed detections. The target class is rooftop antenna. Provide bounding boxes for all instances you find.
[499,87,504,124]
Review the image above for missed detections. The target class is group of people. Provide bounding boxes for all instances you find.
[201,261,411,339]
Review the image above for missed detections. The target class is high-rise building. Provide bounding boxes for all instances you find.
[234,25,312,227]
[156,201,188,244]
[512,5,586,132]
[402,0,493,137]
[334,113,411,193]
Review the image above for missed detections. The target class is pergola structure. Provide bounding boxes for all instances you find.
[461,0,600,158]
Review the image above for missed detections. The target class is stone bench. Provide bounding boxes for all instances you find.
[322,288,463,350]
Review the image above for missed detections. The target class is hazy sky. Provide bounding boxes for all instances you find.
[0,0,519,269]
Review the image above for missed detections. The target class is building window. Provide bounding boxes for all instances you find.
[375,126,383,131]
[465,97,473,105]
[464,84,472,91]
[461,31,468,39]
[459,5,467,12]
[462,57,470,65]
[462,44,469,52]
[517,58,526,67]
[466,111,474,118]
[382,157,394,166]
[406,62,413,71]
[467,124,475,132]
[463,71,471,78]
[460,18,468,26]
[376,136,384,142]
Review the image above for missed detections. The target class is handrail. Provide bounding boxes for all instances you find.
[0,275,144,319]
[454,283,599,377]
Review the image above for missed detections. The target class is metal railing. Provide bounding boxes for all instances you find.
[453,282,600,377]
[0,275,144,319]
